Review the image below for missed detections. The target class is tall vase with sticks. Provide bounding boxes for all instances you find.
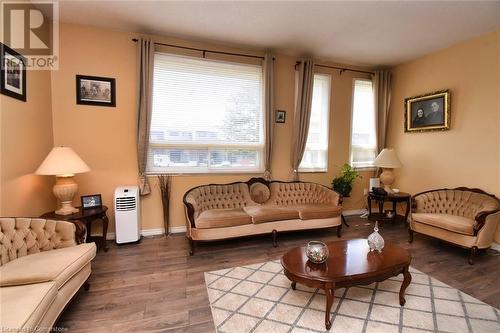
[158,175,172,236]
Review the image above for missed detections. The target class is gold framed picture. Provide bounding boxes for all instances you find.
[404,90,450,133]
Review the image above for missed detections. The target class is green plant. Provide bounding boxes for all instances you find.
[331,164,361,197]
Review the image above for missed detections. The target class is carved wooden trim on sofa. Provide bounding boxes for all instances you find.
[410,187,500,236]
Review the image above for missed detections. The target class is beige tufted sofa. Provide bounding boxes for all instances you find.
[183,178,342,254]
[409,188,500,264]
[0,218,96,332]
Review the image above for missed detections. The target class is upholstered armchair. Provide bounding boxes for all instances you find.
[409,188,500,264]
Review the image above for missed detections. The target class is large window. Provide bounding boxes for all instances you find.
[299,74,331,172]
[350,79,377,168]
[147,53,264,174]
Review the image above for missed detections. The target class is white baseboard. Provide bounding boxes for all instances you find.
[490,243,500,252]
[343,209,367,216]
[92,226,187,240]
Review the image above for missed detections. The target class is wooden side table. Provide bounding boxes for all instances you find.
[41,206,109,252]
[368,192,411,224]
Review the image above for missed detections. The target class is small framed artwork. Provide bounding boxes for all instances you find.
[76,75,116,107]
[275,110,286,123]
[404,90,450,133]
[1,43,27,102]
[81,194,102,210]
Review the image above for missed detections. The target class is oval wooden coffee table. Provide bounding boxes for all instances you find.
[281,238,411,330]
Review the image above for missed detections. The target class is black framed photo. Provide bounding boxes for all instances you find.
[275,110,286,123]
[81,194,102,209]
[1,43,27,102]
[76,75,116,107]
[404,90,450,133]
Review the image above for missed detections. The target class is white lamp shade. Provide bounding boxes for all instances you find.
[35,147,90,176]
[373,148,402,168]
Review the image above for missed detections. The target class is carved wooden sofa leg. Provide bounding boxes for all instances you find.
[84,280,90,291]
[188,237,195,256]
[272,229,278,247]
[336,224,342,238]
[408,228,414,243]
[468,246,478,265]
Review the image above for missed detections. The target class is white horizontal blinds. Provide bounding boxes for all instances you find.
[350,79,377,168]
[148,53,264,173]
[299,74,331,171]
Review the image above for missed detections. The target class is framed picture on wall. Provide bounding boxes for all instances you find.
[404,90,450,132]
[275,110,286,123]
[0,43,27,102]
[76,75,116,107]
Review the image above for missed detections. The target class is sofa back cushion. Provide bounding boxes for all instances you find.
[267,182,340,206]
[414,190,499,219]
[0,218,77,266]
[185,183,255,219]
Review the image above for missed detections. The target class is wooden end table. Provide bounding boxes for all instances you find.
[368,191,411,224]
[40,206,109,252]
[281,239,411,330]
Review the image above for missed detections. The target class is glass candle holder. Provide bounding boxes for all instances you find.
[306,241,329,264]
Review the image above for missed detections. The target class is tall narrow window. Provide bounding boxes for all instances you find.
[147,53,264,174]
[350,79,377,168]
[299,74,331,172]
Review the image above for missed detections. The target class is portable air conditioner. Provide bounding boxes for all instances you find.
[114,186,140,244]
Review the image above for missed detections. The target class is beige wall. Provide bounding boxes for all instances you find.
[387,29,500,241]
[0,70,55,216]
[50,23,372,233]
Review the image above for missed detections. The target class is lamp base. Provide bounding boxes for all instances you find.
[53,176,79,215]
[379,168,395,193]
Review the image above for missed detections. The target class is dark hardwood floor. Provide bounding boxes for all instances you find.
[58,216,500,332]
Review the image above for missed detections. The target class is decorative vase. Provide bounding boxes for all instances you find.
[367,221,385,253]
[306,241,329,264]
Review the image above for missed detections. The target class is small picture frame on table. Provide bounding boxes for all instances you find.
[81,194,102,210]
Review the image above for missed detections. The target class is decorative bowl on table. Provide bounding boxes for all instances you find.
[306,241,329,264]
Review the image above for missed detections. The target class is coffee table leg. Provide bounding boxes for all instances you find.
[399,265,412,306]
[325,283,335,330]
[291,282,296,290]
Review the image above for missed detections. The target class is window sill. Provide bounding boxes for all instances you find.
[146,170,265,176]
[353,166,377,172]
[298,169,328,173]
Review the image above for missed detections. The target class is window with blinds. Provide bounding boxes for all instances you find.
[147,53,264,174]
[299,74,331,172]
[350,79,377,168]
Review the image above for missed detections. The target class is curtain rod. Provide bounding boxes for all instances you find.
[296,61,375,75]
[131,38,265,60]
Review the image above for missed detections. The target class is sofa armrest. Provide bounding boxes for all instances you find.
[473,209,500,235]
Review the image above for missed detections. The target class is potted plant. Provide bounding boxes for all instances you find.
[331,164,361,197]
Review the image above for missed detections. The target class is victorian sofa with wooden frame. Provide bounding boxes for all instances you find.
[0,218,96,333]
[409,188,500,264]
[183,178,343,254]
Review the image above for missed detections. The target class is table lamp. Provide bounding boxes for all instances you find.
[35,147,90,215]
[373,148,402,193]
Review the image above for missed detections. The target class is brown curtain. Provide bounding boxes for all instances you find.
[291,59,315,181]
[375,70,392,153]
[263,52,275,181]
[136,37,155,195]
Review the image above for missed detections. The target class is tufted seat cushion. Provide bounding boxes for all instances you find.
[0,243,96,289]
[412,213,475,235]
[298,204,342,220]
[0,281,57,331]
[195,208,253,229]
[244,206,300,224]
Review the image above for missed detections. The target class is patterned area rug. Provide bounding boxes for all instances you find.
[205,260,500,333]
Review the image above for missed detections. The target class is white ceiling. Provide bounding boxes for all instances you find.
[58,1,500,67]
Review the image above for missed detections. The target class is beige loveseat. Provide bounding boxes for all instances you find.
[409,188,500,264]
[183,178,343,254]
[0,218,96,332]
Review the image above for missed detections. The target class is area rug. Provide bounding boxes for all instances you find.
[204,260,500,333]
